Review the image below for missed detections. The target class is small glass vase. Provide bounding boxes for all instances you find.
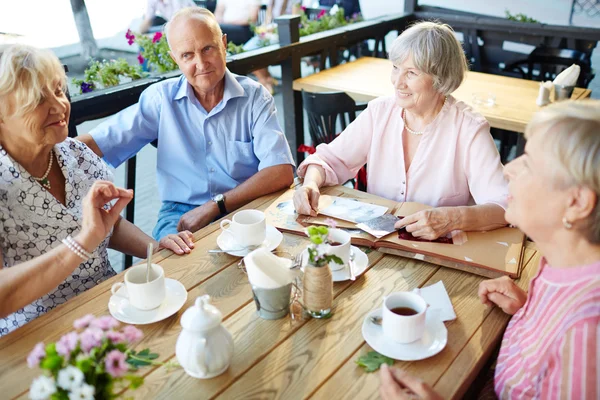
[302,263,333,318]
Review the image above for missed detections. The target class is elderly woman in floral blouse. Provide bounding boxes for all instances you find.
[0,44,195,336]
[294,21,508,240]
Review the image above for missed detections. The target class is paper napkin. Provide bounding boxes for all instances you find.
[244,248,293,289]
[553,64,580,87]
[413,281,456,321]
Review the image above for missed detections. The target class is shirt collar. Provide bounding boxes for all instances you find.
[173,69,247,103]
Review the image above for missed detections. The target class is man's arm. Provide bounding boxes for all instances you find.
[177,164,293,232]
[77,134,103,157]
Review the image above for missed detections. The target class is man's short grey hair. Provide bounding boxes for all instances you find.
[0,44,65,119]
[389,21,468,95]
[525,100,600,244]
[164,7,224,49]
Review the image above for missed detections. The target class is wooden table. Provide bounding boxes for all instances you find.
[0,187,541,399]
[293,57,592,133]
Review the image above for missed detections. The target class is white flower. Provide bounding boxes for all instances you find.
[68,383,95,400]
[57,365,85,391]
[330,4,339,15]
[29,375,56,400]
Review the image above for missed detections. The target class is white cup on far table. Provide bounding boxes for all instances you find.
[220,209,266,248]
[326,228,351,271]
[382,292,428,343]
[111,264,166,310]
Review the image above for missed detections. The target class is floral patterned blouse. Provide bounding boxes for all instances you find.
[0,138,116,336]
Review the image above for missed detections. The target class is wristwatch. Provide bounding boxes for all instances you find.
[213,194,227,215]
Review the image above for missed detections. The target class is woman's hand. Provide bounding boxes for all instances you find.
[380,364,443,400]
[478,276,527,315]
[293,182,320,216]
[395,208,457,240]
[158,231,195,255]
[78,181,133,250]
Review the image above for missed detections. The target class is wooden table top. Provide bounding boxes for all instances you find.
[0,187,541,399]
[293,57,592,133]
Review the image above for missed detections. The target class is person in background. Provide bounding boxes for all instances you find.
[0,44,194,336]
[79,7,295,241]
[139,0,197,33]
[379,100,600,399]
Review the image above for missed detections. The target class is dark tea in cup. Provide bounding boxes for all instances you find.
[390,307,418,316]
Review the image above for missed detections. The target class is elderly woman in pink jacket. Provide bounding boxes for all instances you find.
[294,21,508,240]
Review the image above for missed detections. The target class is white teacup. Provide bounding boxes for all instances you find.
[382,292,428,343]
[220,210,266,248]
[111,264,166,310]
[326,228,351,271]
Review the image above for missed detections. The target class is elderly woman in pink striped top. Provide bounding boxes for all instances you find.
[294,21,508,240]
[380,100,600,399]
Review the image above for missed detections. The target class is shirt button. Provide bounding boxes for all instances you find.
[210,168,215,172]
[208,141,212,145]
[401,192,404,195]
[402,180,405,185]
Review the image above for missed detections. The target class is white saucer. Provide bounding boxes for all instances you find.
[108,278,187,325]
[301,245,369,282]
[362,309,447,361]
[216,225,283,257]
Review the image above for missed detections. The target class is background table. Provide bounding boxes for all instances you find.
[0,187,540,399]
[293,57,592,133]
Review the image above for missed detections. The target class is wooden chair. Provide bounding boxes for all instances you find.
[300,90,368,191]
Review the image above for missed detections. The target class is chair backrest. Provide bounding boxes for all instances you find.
[519,47,594,88]
[301,90,358,146]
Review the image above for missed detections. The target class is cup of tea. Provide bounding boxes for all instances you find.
[220,210,266,248]
[111,264,166,310]
[382,292,428,343]
[326,228,351,271]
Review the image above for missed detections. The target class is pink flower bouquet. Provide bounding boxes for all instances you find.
[27,315,165,400]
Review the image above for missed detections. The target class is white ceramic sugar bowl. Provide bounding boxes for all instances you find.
[176,295,234,379]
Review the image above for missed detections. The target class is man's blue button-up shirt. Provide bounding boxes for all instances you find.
[90,69,295,205]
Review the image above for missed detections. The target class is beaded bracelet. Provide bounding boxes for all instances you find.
[62,236,93,261]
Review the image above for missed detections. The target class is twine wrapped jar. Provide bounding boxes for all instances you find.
[302,262,333,318]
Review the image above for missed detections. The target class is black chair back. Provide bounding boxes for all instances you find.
[505,47,595,88]
[301,90,360,146]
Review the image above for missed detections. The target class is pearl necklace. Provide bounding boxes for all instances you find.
[33,150,53,190]
[402,96,447,136]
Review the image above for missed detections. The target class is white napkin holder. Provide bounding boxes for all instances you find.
[244,248,293,289]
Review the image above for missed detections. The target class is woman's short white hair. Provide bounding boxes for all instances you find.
[526,100,600,243]
[389,21,468,95]
[0,44,65,119]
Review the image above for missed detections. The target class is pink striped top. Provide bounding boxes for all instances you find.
[495,258,600,399]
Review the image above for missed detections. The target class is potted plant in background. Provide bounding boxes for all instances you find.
[303,223,343,318]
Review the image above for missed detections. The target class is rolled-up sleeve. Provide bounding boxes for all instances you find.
[251,87,295,170]
[90,84,161,168]
[297,101,374,186]
[463,120,509,209]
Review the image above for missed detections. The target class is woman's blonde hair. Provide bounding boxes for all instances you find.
[526,100,600,243]
[0,44,66,119]
[389,21,468,95]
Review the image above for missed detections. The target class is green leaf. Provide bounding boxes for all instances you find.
[41,354,63,372]
[137,348,150,357]
[126,374,145,389]
[45,343,57,356]
[76,357,94,374]
[356,351,394,373]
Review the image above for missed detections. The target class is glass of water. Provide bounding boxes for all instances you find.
[472,92,496,107]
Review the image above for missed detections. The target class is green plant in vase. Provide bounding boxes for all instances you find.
[303,225,343,318]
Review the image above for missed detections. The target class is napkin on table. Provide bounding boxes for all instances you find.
[553,64,580,86]
[413,281,456,321]
[244,248,294,289]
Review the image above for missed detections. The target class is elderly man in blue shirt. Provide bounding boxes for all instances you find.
[79,7,295,241]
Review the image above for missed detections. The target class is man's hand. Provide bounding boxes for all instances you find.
[395,208,458,240]
[478,275,528,315]
[177,202,220,233]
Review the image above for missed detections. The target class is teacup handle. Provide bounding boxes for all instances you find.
[220,219,232,231]
[111,282,127,297]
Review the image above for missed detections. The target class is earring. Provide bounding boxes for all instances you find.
[562,217,573,229]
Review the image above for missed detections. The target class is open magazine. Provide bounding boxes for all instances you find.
[265,187,526,278]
